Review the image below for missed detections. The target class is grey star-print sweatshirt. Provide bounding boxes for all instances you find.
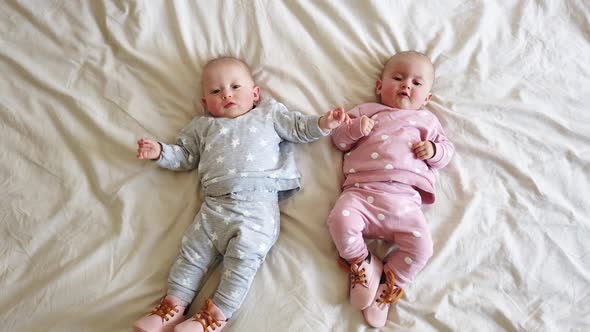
[157,98,328,200]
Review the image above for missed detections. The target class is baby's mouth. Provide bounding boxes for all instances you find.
[399,92,409,97]
[224,102,236,108]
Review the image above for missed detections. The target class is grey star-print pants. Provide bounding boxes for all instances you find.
[167,191,280,318]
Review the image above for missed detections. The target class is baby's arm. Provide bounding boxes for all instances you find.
[137,119,201,171]
[416,118,454,169]
[272,102,331,143]
[331,106,371,151]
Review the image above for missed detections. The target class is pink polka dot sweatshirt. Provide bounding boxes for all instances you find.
[332,103,454,204]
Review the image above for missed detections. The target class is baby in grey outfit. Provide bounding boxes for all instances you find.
[133,57,349,332]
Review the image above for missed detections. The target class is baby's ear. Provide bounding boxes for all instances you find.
[423,93,432,106]
[375,80,383,96]
[253,86,261,102]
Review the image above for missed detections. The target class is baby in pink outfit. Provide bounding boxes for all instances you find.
[327,51,454,327]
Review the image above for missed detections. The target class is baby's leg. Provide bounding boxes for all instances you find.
[212,198,280,319]
[167,207,221,305]
[382,201,433,288]
[327,189,370,262]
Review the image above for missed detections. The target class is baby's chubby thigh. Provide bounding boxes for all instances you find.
[351,182,421,242]
[327,186,380,260]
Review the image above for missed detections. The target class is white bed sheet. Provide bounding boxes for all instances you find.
[1,1,589,331]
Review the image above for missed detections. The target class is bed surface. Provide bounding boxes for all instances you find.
[1,1,589,331]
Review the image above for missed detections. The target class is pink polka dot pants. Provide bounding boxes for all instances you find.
[327,182,433,288]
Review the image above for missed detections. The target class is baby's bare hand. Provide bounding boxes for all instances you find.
[320,106,351,130]
[137,138,161,160]
[412,141,434,160]
[360,116,375,136]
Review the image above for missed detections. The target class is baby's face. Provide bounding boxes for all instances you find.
[201,60,260,118]
[376,54,434,110]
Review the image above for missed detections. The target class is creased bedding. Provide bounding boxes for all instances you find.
[1,1,589,331]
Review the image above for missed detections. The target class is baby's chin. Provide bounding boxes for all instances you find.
[381,96,423,111]
[209,105,251,118]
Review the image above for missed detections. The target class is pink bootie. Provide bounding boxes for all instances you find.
[338,252,383,310]
[174,299,227,332]
[362,270,404,328]
[133,297,187,332]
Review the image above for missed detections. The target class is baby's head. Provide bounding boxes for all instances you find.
[376,51,434,110]
[201,57,260,118]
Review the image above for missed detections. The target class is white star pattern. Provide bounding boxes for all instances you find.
[231,138,240,148]
[228,168,236,175]
[174,161,180,168]
[230,290,241,299]
[240,173,248,177]
[252,224,262,231]
[223,216,231,223]
[180,277,192,286]
[188,155,193,163]
[258,243,267,252]
[216,156,224,163]
[236,249,244,259]
[211,232,218,242]
[224,270,232,278]
[246,153,255,161]
[193,252,201,260]
[215,206,223,213]
[249,126,258,133]
[205,144,212,152]
[173,145,180,152]
[220,127,228,135]
[243,210,251,217]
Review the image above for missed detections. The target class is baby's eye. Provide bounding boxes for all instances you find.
[232,84,241,89]
[393,76,402,81]
[413,81,422,86]
[211,89,221,94]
